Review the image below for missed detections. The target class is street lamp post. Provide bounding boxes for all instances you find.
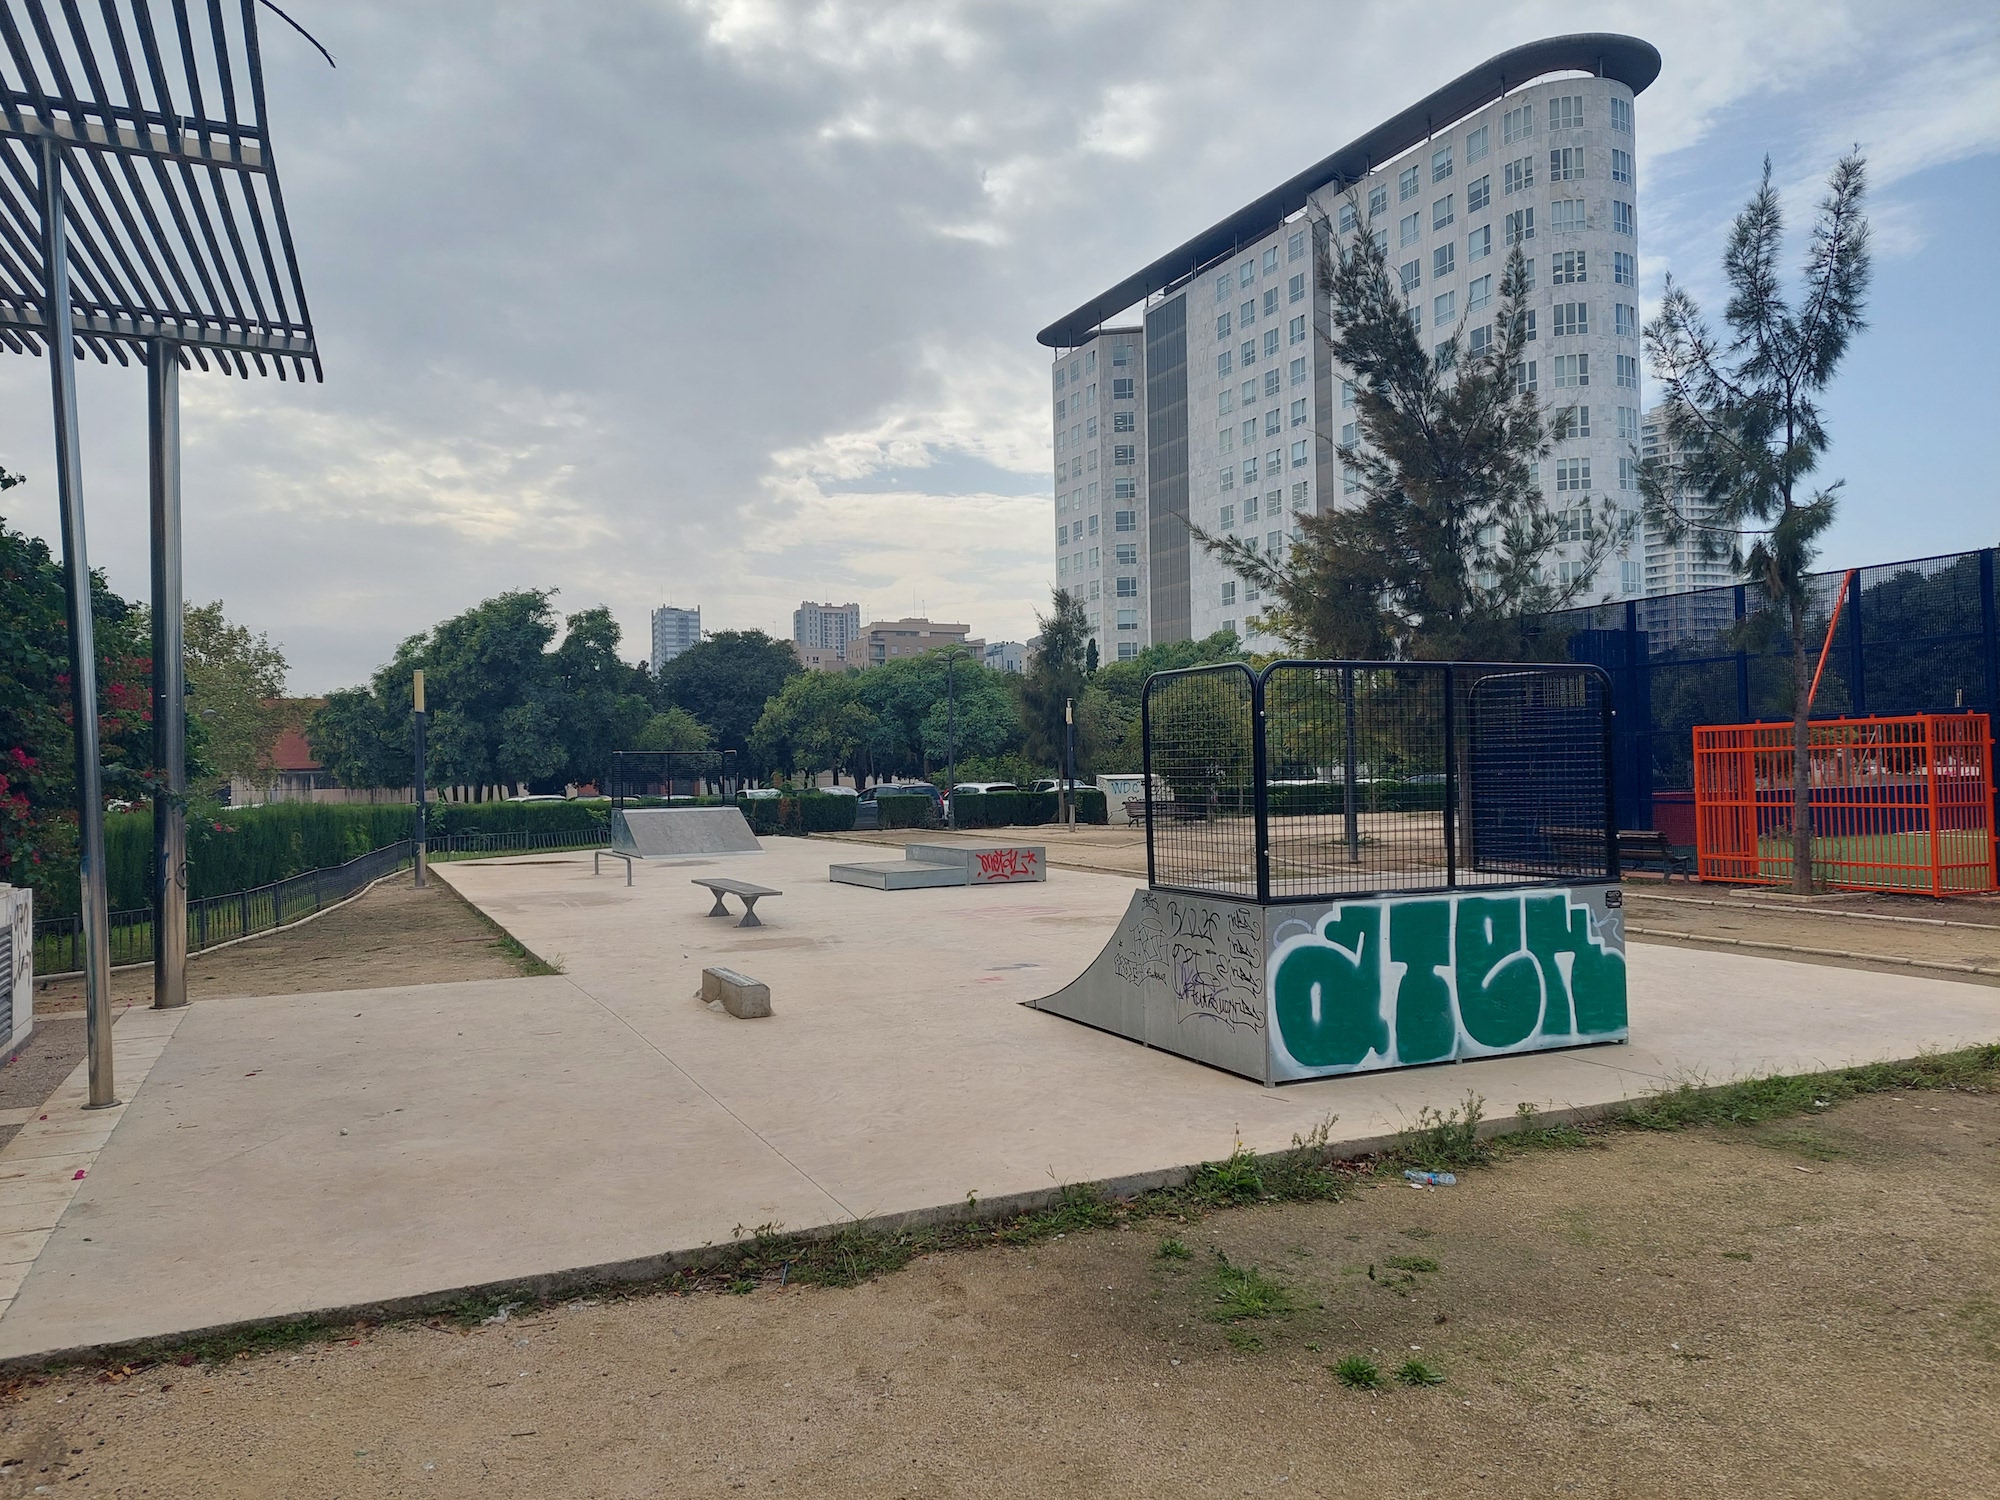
[942,647,971,831]
[1064,696,1076,828]
[412,670,428,888]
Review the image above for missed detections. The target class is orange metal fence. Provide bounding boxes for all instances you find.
[1692,713,1996,896]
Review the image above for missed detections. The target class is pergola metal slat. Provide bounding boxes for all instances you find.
[3,0,321,1108]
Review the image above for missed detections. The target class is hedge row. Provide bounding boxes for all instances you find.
[734,793,858,836]
[877,795,939,830]
[1262,780,1443,816]
[949,788,1108,828]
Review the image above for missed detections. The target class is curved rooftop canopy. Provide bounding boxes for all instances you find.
[0,0,319,378]
[1037,32,1660,349]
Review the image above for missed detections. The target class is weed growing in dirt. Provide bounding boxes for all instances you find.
[1396,1357,1446,1387]
[1384,1255,1439,1274]
[1157,1236,1192,1262]
[1191,1144,1264,1204]
[1625,1046,1999,1131]
[1204,1254,1296,1324]
[1388,1093,1491,1174]
[1335,1355,1386,1389]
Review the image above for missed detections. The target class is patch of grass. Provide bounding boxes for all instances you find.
[1388,1093,1492,1174]
[1753,1126,1853,1162]
[1623,1046,1999,1132]
[1204,1254,1297,1324]
[1334,1355,1386,1390]
[1396,1357,1446,1387]
[1156,1236,1192,1262]
[1224,1328,1264,1352]
[1190,1145,1264,1204]
[1383,1255,1439,1274]
[1399,1226,1436,1240]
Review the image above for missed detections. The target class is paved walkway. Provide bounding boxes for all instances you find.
[0,839,1994,1362]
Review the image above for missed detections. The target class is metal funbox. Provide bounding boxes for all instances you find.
[1034,661,1629,1083]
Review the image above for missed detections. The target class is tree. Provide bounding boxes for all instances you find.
[634,706,713,755]
[179,601,293,797]
[657,630,801,766]
[1641,153,1871,893]
[1195,210,1624,659]
[751,671,877,785]
[1087,628,1248,772]
[1018,589,1090,767]
[546,605,652,790]
[851,652,1018,782]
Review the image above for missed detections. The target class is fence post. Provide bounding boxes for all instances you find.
[1846,571,1867,717]
[1442,666,1458,888]
[1140,681,1156,888]
[1734,585,1751,721]
[1982,550,1999,887]
[1342,667,1360,864]
[1250,667,1271,905]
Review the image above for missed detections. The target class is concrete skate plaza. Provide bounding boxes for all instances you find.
[1,836,1996,1362]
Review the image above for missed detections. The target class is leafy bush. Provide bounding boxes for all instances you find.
[1264,780,1442,817]
[950,788,1107,828]
[799,792,857,833]
[878,795,937,830]
[431,799,607,837]
[735,792,855,835]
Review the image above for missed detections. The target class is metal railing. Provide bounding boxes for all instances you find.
[1140,659,1615,904]
[31,826,608,978]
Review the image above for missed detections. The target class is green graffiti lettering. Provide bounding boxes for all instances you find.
[1272,907,1387,1067]
[1564,905,1628,1035]
[1454,896,1544,1049]
[1388,899,1454,1064]
[1523,895,1576,1038]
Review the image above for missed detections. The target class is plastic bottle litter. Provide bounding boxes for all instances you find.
[1402,1169,1457,1186]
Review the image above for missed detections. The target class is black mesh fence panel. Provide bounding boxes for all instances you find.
[1142,664,1258,896]
[1465,668,1612,878]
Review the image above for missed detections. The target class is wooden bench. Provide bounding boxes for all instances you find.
[1126,799,1210,823]
[1540,827,1693,882]
[593,848,637,886]
[692,876,782,927]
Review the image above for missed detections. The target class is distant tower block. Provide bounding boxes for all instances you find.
[651,605,701,673]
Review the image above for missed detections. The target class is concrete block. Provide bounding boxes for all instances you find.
[828,860,968,890]
[701,966,771,1019]
[903,843,1045,884]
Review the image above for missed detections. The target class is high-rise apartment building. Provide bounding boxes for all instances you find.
[1049,327,1147,661]
[650,604,700,672]
[1039,35,1662,649]
[858,617,984,667]
[793,600,861,660]
[1638,403,1737,643]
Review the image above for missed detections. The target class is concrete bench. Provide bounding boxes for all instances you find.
[593,848,637,886]
[701,966,771,1018]
[692,876,782,927]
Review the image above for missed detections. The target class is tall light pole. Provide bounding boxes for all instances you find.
[1064,696,1076,828]
[941,647,971,830]
[412,670,428,888]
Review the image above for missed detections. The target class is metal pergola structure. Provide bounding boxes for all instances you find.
[1,1,319,1106]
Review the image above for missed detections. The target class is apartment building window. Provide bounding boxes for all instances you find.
[1368,182,1387,218]
[1086,449,1097,471]
[1610,97,1632,133]
[1553,353,1589,387]
[1290,481,1309,509]
[1466,123,1489,163]
[1613,251,1635,286]
[1288,228,1306,261]
[1400,211,1420,246]
[1550,249,1585,286]
[1240,300,1256,327]
[1265,445,1283,475]
[1288,314,1307,347]
[1086,481,1097,503]
[1557,507,1585,542]
[1243,456,1258,482]
[1260,328,1278,359]
[1555,457,1591,491]
[1549,146,1583,182]
[1289,273,1306,304]
[1399,164,1419,200]
[1611,148,1632,185]
[1216,311,1231,338]
[1504,155,1534,194]
[1216,274,1232,304]
[1432,194,1454,231]
[1434,290,1456,325]
[1113,444,1136,465]
[1616,354,1639,389]
[1112,377,1135,399]
[1618,457,1638,491]
[1244,492,1259,521]
[1290,357,1307,386]
[1433,243,1456,279]
[1549,96,1583,131]
[1399,259,1421,293]
[1290,398,1307,427]
[1467,174,1490,214]
[1218,388,1234,416]
[1217,426,1234,454]
[1115,576,1137,598]
[1552,404,1590,439]
[1290,440,1308,468]
[1087,513,1099,535]
[1551,198,1586,233]
[1116,641,1137,661]
[1371,228,1387,252]
[1057,556,1068,578]
[1465,224,1491,265]
[1467,272,1494,312]
[1342,421,1357,448]
[1612,200,1635,236]
[1109,410,1132,434]
[1512,359,1538,394]
[1468,323,1492,358]
[1086,416,1097,438]
[1614,303,1637,338]
[1117,610,1138,631]
[1054,365,1066,390]
[1263,287,1279,317]
[1221,580,1236,606]
[1240,259,1255,286]
[1408,305,1422,333]
[1241,339,1256,366]
[1242,380,1257,405]
[1341,379,1355,407]
[1503,102,1533,143]
[1114,480,1136,499]
[1617,406,1639,440]
[1115,544,1137,565]
[1057,523,1068,546]
[1114,509,1136,531]
[1343,465,1360,494]
[1553,302,1588,337]
[1261,245,1277,274]
[1089,544,1100,565]
[1219,467,1234,491]
[1264,408,1281,437]
[1221,352,1238,382]
[1505,207,1534,245]
[1242,419,1257,445]
[1112,343,1132,366]
[1520,309,1537,340]
[1432,144,1453,182]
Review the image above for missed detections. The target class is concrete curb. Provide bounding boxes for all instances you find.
[0,1097,1623,1375]
[1628,924,2000,979]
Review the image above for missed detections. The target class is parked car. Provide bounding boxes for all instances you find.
[505,793,569,803]
[853,782,943,830]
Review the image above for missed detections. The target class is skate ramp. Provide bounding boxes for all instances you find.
[611,807,762,859]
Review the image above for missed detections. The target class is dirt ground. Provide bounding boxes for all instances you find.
[1,1086,1992,1499]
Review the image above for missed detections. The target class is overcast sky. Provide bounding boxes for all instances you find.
[1,0,1995,693]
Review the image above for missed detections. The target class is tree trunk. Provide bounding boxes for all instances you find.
[1790,602,1814,894]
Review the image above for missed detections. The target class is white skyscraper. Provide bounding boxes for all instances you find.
[650,605,700,672]
[792,600,861,660]
[1039,35,1662,649]
[1049,327,1147,660]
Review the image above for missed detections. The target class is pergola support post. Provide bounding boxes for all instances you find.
[40,140,117,1106]
[149,340,188,1009]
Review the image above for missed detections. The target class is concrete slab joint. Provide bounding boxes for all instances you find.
[702,966,772,1019]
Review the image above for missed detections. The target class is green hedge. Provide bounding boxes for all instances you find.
[1263,780,1442,817]
[878,795,938,830]
[429,800,609,837]
[735,793,857,836]
[948,788,1107,828]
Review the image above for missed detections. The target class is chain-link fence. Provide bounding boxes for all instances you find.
[1141,661,1613,903]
